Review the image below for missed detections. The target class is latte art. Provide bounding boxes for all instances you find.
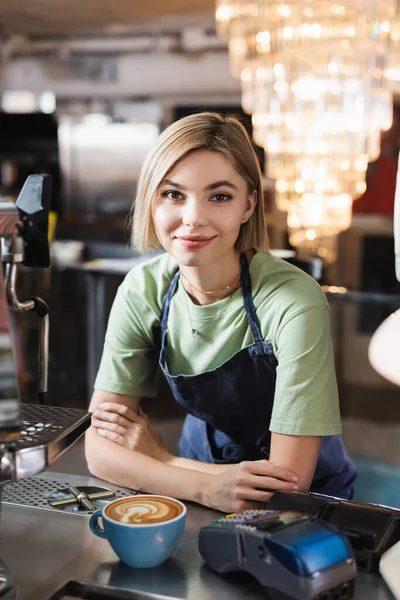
[105,496,184,524]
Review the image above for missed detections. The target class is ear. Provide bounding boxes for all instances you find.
[241,190,257,223]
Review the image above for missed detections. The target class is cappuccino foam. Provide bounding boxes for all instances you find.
[105,496,184,525]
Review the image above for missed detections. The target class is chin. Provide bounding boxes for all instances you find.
[168,247,209,268]
[172,251,204,268]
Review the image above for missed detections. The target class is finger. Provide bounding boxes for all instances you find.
[248,460,299,482]
[92,418,129,437]
[97,403,145,423]
[247,474,299,492]
[96,403,144,422]
[93,410,140,429]
[235,470,298,492]
[97,428,128,447]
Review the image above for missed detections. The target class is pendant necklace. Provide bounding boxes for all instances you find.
[181,275,241,337]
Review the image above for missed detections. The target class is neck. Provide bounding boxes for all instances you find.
[180,251,241,306]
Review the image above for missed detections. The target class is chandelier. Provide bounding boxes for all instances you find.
[216,1,398,261]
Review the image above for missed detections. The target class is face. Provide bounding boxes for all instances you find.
[152,150,256,268]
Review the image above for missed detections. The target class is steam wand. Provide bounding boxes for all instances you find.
[2,245,49,404]
[0,174,52,404]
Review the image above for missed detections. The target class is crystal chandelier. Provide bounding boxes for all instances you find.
[216,1,397,261]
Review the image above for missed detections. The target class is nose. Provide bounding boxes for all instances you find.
[181,198,208,228]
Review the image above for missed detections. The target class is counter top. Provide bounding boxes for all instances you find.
[0,470,395,600]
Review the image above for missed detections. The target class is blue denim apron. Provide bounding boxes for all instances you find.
[157,253,356,499]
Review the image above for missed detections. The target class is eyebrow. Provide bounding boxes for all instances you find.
[160,179,239,191]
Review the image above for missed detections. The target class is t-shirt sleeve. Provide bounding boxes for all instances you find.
[94,281,159,397]
[269,303,342,436]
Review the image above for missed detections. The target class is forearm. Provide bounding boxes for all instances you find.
[85,426,213,505]
[165,455,232,474]
[269,433,321,492]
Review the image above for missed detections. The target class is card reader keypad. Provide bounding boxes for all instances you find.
[213,509,275,525]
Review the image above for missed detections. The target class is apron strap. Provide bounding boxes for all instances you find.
[159,270,180,332]
[240,252,264,344]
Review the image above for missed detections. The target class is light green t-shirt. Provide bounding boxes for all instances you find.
[95,251,342,437]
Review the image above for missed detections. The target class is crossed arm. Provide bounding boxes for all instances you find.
[85,389,321,513]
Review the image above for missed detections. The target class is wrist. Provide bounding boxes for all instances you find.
[159,457,216,507]
[194,471,215,507]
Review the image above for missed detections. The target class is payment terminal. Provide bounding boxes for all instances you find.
[199,509,356,600]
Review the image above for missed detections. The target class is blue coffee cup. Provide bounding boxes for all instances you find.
[89,494,186,568]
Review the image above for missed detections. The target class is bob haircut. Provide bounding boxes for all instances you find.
[132,112,269,253]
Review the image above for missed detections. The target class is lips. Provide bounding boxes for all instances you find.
[176,236,215,241]
[176,235,216,249]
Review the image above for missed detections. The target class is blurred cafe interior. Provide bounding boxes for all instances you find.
[1,1,400,599]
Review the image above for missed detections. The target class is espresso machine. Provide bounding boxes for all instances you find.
[0,174,91,598]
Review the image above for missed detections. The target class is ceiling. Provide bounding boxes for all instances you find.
[0,0,216,37]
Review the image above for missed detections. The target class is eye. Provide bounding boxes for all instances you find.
[162,190,184,201]
[211,193,232,202]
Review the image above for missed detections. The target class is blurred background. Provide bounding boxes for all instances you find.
[0,0,400,506]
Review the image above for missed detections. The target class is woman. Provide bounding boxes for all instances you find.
[85,112,356,513]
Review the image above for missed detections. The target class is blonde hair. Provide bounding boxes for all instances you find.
[132,112,269,253]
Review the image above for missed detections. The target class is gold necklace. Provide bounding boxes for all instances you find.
[183,285,239,337]
[179,268,241,295]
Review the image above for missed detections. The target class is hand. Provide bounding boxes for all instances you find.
[204,460,299,513]
[91,403,171,462]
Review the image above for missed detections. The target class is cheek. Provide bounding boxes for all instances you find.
[153,205,174,234]
[221,209,248,231]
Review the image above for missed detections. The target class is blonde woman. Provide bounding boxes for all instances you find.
[85,112,356,513]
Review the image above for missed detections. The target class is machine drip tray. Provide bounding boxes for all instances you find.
[1,473,137,515]
[45,580,150,600]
